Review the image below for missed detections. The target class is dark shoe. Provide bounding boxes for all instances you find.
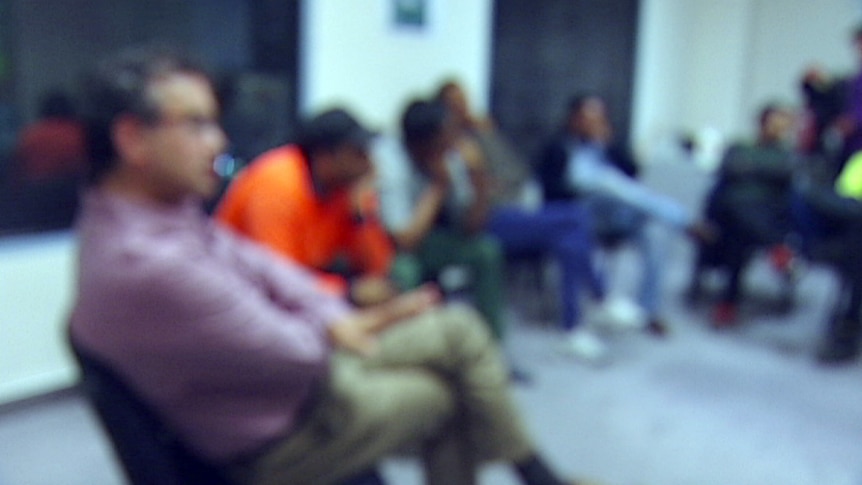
[816,338,859,366]
[686,220,719,244]
[645,318,669,337]
[711,302,737,329]
[684,279,704,306]
[339,468,387,485]
[509,366,533,386]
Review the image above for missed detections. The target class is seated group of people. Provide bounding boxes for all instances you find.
[216,79,711,366]
[211,64,862,370]
[68,43,862,485]
[215,72,862,369]
[69,43,613,485]
[687,75,862,366]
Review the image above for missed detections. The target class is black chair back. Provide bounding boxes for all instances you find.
[70,340,236,485]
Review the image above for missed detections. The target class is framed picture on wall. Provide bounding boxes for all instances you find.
[393,0,427,29]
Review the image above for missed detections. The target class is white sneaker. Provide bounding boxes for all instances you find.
[593,296,647,331]
[560,328,608,363]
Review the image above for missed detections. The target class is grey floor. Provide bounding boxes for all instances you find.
[2,162,861,485]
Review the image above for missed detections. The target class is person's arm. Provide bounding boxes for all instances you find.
[223,226,353,324]
[830,76,861,139]
[376,149,450,251]
[535,139,573,201]
[98,238,343,393]
[345,221,399,305]
[607,144,640,178]
[327,284,441,356]
[718,143,790,185]
[223,225,439,356]
[217,170,351,294]
[347,175,396,277]
[473,126,531,203]
[717,144,751,182]
[392,181,448,250]
[748,148,794,187]
[458,137,493,234]
[836,152,862,201]
[848,76,862,134]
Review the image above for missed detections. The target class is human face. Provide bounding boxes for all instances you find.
[323,142,373,192]
[140,72,227,203]
[424,115,458,159]
[441,84,470,127]
[415,117,458,178]
[760,108,794,144]
[570,97,612,143]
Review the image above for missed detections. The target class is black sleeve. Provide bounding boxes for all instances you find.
[534,138,576,202]
[606,144,640,178]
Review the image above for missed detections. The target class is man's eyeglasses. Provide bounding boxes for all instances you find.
[146,114,222,135]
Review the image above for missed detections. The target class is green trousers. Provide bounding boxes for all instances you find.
[390,229,507,341]
[232,304,534,485]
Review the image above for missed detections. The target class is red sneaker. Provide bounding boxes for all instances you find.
[768,244,794,274]
[711,302,737,328]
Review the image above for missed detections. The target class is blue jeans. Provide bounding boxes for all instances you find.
[587,195,664,319]
[568,150,675,318]
[569,151,692,230]
[489,202,604,330]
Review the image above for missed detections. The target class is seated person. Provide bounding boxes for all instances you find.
[215,108,396,306]
[68,44,597,485]
[435,80,644,363]
[797,66,847,166]
[535,94,710,341]
[12,90,87,182]
[688,103,797,326]
[2,91,88,232]
[797,149,862,364]
[373,98,507,342]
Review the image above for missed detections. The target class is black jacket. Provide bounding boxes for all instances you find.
[534,134,639,203]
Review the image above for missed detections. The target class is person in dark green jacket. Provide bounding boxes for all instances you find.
[688,103,797,326]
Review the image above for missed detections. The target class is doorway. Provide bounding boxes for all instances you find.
[490,0,640,160]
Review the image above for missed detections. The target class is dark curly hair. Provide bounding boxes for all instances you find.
[81,43,211,185]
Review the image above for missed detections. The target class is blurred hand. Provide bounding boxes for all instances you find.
[426,156,452,190]
[350,172,379,219]
[832,114,856,138]
[329,284,441,356]
[381,283,441,322]
[328,314,379,356]
[468,115,495,133]
[459,137,486,171]
[349,275,398,307]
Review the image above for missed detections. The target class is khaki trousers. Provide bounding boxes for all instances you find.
[232,304,534,485]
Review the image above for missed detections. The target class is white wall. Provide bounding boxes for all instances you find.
[300,0,493,131]
[0,232,77,403]
[744,0,859,116]
[633,0,862,168]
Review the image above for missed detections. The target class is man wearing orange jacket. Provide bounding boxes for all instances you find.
[216,108,397,306]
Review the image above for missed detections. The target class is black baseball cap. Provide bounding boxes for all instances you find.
[297,108,378,153]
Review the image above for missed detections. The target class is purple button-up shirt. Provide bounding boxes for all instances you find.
[69,189,351,462]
